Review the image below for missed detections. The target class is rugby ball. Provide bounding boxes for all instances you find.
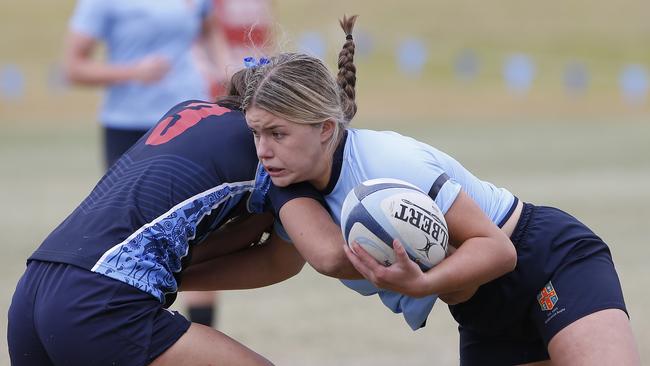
[341,178,449,270]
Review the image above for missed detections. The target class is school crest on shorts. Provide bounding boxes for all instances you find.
[537,281,559,311]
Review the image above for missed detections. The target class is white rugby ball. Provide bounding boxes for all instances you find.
[340,178,449,270]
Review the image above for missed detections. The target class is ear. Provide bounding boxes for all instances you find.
[320,119,336,144]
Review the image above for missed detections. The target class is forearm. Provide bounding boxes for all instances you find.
[63,31,168,86]
[280,197,363,280]
[341,190,518,299]
[65,59,137,86]
[422,236,516,295]
[294,234,362,280]
[189,213,274,266]
[180,234,305,291]
[421,190,517,296]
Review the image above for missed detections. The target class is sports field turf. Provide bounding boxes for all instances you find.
[1,118,648,365]
[1,0,649,363]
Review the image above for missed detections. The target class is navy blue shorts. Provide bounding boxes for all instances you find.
[103,126,148,169]
[449,203,627,365]
[8,260,191,366]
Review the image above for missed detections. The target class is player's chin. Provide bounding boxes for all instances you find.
[269,175,294,187]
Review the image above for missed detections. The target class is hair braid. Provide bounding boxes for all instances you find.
[337,15,358,121]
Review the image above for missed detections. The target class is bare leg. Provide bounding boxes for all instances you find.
[547,309,640,366]
[150,323,273,366]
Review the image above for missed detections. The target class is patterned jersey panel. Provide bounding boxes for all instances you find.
[29,100,262,301]
[90,181,254,301]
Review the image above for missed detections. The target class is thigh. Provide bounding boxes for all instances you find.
[151,323,273,366]
[547,309,640,366]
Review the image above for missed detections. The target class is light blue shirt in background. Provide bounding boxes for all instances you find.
[70,0,212,129]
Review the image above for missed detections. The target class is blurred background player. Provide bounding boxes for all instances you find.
[62,0,232,328]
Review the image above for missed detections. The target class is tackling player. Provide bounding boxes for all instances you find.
[7,98,319,365]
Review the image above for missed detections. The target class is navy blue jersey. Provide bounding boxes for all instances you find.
[29,100,270,303]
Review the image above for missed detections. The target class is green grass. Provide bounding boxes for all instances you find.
[1,119,648,365]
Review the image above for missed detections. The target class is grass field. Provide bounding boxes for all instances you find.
[1,117,648,365]
[1,0,649,364]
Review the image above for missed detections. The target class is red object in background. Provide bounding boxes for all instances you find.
[213,0,272,53]
[209,0,273,99]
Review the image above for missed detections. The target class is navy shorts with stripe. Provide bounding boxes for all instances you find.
[449,203,628,365]
[8,260,191,366]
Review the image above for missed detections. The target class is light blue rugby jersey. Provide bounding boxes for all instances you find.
[325,129,517,330]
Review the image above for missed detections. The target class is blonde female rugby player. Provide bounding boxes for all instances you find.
[229,15,640,366]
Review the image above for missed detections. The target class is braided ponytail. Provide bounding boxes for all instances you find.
[337,15,358,121]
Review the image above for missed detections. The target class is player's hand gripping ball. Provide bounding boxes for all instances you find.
[341,178,449,270]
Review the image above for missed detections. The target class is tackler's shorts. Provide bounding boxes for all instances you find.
[448,203,628,366]
[103,126,148,168]
[8,260,191,366]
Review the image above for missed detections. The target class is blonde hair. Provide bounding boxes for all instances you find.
[232,15,359,153]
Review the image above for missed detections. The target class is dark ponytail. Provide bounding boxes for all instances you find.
[215,68,248,110]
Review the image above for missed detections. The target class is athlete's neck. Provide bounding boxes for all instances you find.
[310,154,333,191]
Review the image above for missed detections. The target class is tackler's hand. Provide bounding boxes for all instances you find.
[344,239,432,298]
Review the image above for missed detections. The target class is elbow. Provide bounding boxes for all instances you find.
[491,232,517,276]
[309,257,338,276]
[310,254,348,278]
[502,240,517,273]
